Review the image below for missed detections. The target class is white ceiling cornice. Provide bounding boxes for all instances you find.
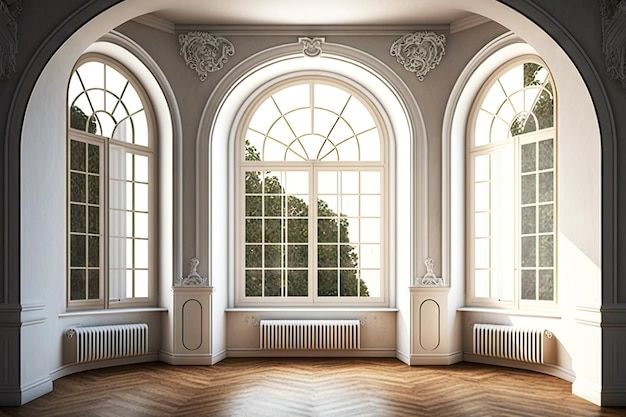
[449,14,491,34]
[172,24,449,36]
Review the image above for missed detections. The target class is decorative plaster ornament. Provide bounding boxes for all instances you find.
[600,0,626,88]
[390,31,446,81]
[178,31,234,81]
[0,0,22,80]
[415,257,444,287]
[298,37,325,57]
[175,257,209,287]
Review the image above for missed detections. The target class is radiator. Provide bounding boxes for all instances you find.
[260,319,360,350]
[473,324,551,364]
[65,323,148,363]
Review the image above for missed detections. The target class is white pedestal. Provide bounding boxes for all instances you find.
[408,287,462,365]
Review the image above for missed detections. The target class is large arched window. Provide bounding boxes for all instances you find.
[468,57,556,308]
[67,54,156,309]
[237,76,386,305]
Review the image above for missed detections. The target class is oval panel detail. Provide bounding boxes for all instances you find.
[182,299,203,351]
[419,299,440,351]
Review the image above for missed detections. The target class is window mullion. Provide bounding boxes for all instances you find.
[310,164,316,302]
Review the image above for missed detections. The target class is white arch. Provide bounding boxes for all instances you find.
[194,42,426,356]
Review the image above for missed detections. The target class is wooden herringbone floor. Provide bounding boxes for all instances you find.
[0,359,624,417]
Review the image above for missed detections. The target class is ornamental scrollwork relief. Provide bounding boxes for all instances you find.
[178,31,235,81]
[298,37,325,57]
[390,31,446,81]
[0,0,22,80]
[174,257,210,287]
[600,0,626,89]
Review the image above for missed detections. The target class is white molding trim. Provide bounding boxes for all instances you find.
[174,24,449,36]
[49,353,159,381]
[458,306,562,319]
[226,348,396,358]
[464,353,576,383]
[58,307,168,318]
[159,350,222,365]
[19,376,53,405]
[572,377,603,406]
[408,351,463,365]
[132,14,175,34]
[395,350,410,365]
[449,14,491,34]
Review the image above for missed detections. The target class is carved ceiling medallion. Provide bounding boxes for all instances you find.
[178,31,235,81]
[600,0,626,89]
[390,31,446,81]
[0,0,22,80]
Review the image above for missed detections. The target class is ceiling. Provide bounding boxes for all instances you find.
[150,0,473,26]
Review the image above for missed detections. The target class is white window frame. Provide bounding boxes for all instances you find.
[235,76,388,307]
[66,53,158,310]
[466,56,558,310]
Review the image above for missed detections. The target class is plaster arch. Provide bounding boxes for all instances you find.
[7,0,618,407]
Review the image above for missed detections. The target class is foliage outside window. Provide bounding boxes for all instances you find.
[239,78,385,304]
[67,55,155,309]
[468,58,557,307]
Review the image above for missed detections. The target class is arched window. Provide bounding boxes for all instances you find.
[67,54,156,309]
[237,76,386,305]
[468,57,556,307]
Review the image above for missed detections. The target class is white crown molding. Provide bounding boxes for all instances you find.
[132,14,175,34]
[173,24,449,36]
[449,14,491,34]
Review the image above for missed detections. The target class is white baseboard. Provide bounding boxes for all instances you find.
[572,378,602,406]
[20,376,53,405]
[211,349,227,364]
[159,350,218,365]
[49,353,159,381]
[226,348,397,358]
[408,351,463,365]
[395,350,410,365]
[463,352,576,383]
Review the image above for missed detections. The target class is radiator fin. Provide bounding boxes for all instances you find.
[69,323,148,363]
[473,324,546,364]
[260,320,360,350]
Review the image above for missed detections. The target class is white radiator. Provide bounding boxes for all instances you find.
[260,319,360,350]
[65,323,148,363]
[473,324,551,364]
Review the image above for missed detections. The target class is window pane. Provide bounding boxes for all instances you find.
[264,195,283,217]
[71,235,86,267]
[318,195,338,215]
[359,270,379,297]
[474,182,489,212]
[521,270,537,300]
[264,219,282,243]
[70,140,86,172]
[340,244,359,268]
[318,270,338,296]
[521,236,536,267]
[538,139,554,170]
[360,218,380,243]
[264,245,283,268]
[71,204,86,233]
[245,219,262,243]
[474,270,489,298]
[88,206,99,234]
[245,245,262,268]
[245,195,262,217]
[245,270,262,296]
[538,204,553,233]
[318,245,338,267]
[287,219,308,243]
[264,172,284,194]
[538,270,554,301]
[360,195,380,217]
[70,269,86,300]
[318,219,338,243]
[264,270,282,296]
[521,206,536,235]
[135,239,149,269]
[340,270,358,296]
[287,245,307,268]
[287,195,308,217]
[287,270,308,296]
[245,171,262,193]
[340,195,359,217]
[135,270,149,298]
[474,154,489,182]
[88,236,99,267]
[538,235,554,267]
[88,269,100,300]
[87,144,99,174]
[474,238,489,269]
[70,173,86,203]
[521,174,536,205]
[360,171,381,194]
[88,175,99,204]
[474,212,489,237]
[134,183,149,212]
[135,154,149,183]
[538,172,554,202]
[360,244,380,269]
[521,143,536,173]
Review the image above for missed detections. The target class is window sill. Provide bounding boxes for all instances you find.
[58,307,168,318]
[225,307,398,312]
[457,306,561,319]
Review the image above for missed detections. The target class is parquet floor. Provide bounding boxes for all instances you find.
[1,359,624,417]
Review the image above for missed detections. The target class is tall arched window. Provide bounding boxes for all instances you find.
[237,76,386,305]
[468,57,556,308]
[67,54,156,309]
